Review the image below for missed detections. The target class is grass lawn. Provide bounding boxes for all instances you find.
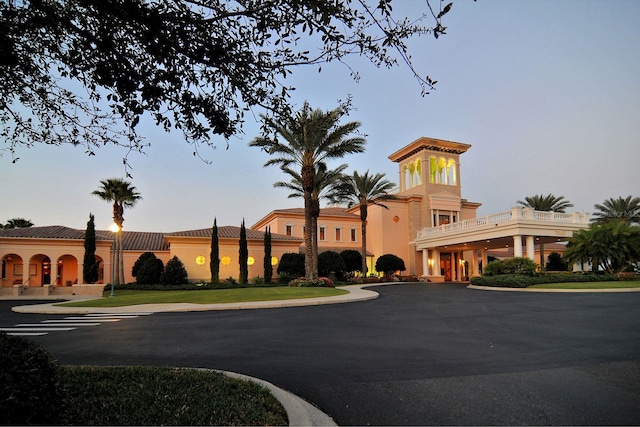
[60,286,349,307]
[60,366,287,426]
[528,281,640,290]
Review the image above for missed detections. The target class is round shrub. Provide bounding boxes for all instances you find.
[483,259,506,276]
[318,250,346,277]
[0,332,65,424]
[503,257,538,275]
[340,249,363,273]
[375,254,406,277]
[160,256,188,285]
[132,252,164,285]
[277,253,305,278]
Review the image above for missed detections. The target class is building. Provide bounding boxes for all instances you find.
[1,136,591,296]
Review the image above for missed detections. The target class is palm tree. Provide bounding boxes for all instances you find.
[250,101,366,279]
[517,194,573,213]
[274,163,348,275]
[517,193,573,271]
[334,170,397,275]
[3,218,34,229]
[92,178,141,285]
[592,195,640,225]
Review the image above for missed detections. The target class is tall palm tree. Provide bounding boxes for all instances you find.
[250,101,366,279]
[3,218,34,229]
[592,195,640,225]
[517,193,573,271]
[334,170,397,275]
[92,178,141,285]
[274,163,348,275]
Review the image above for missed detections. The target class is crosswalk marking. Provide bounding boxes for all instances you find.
[1,313,151,336]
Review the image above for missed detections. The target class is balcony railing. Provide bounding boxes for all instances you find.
[417,208,590,239]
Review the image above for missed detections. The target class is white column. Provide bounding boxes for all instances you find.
[457,252,464,281]
[77,262,84,285]
[513,235,523,257]
[471,250,480,277]
[422,249,429,276]
[51,262,59,286]
[481,249,488,274]
[525,236,535,261]
[433,249,441,276]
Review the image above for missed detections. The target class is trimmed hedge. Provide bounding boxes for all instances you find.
[470,273,619,288]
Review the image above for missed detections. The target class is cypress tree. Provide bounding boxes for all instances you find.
[264,226,273,284]
[82,213,99,284]
[239,219,248,284]
[210,218,220,283]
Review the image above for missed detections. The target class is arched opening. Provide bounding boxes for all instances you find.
[1,254,23,286]
[95,255,105,283]
[29,254,50,286]
[447,159,457,185]
[414,159,422,185]
[57,254,78,286]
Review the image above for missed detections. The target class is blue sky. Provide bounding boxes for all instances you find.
[2,0,639,232]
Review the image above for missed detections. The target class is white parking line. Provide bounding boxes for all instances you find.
[16,323,101,327]
[85,313,152,316]
[0,327,75,332]
[54,318,121,322]
[6,332,48,336]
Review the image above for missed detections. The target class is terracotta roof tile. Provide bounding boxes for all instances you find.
[165,226,303,241]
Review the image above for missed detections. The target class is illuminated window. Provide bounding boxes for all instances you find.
[335,227,342,242]
[319,226,326,241]
[350,228,357,242]
[285,224,293,236]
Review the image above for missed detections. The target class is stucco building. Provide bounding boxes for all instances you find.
[1,136,591,296]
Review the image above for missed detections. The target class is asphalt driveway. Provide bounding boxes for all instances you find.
[4,283,640,425]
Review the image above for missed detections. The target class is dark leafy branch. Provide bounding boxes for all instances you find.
[1,0,455,168]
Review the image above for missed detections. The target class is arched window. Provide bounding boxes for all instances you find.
[438,157,447,184]
[429,157,437,183]
[403,165,410,190]
[414,159,422,185]
[447,159,456,185]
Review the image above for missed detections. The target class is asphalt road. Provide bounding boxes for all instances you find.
[3,283,640,425]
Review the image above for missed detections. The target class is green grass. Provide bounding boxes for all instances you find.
[60,366,287,426]
[528,281,640,289]
[60,286,348,307]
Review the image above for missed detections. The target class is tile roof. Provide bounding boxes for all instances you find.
[272,207,359,218]
[166,226,302,242]
[0,226,169,251]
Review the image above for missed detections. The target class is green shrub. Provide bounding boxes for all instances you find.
[546,252,569,271]
[470,272,619,287]
[340,249,363,273]
[483,259,506,276]
[223,276,238,285]
[132,252,164,285]
[503,257,538,275]
[277,253,305,277]
[160,256,188,285]
[288,277,335,287]
[0,332,65,425]
[318,250,347,278]
[251,275,265,285]
[375,254,406,277]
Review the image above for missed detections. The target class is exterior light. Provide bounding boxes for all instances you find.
[271,256,278,266]
[195,256,206,265]
[221,256,231,266]
[247,256,255,266]
[109,223,120,233]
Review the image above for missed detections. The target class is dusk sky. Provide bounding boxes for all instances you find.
[2,0,639,233]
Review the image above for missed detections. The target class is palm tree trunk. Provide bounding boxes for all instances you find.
[539,242,545,272]
[360,204,368,276]
[361,219,367,276]
[118,231,125,284]
[312,215,318,277]
[303,190,315,280]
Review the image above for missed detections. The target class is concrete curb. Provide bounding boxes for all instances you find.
[216,370,337,427]
[9,284,380,314]
[468,284,640,292]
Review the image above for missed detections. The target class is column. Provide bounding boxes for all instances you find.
[22,261,29,285]
[51,262,59,286]
[77,262,84,285]
[433,249,441,276]
[525,236,535,261]
[471,250,480,277]
[513,235,523,257]
[457,251,465,281]
[481,249,488,274]
[422,249,429,276]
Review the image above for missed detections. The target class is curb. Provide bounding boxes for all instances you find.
[9,284,380,314]
[215,370,337,426]
[467,284,640,292]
